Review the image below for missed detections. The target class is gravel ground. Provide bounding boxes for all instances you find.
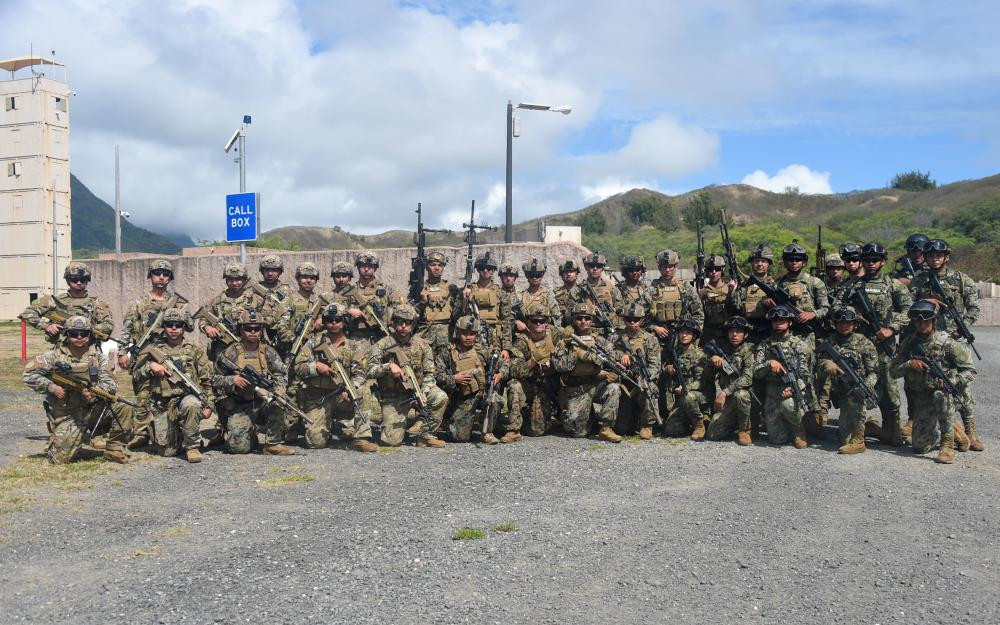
[1,330,998,625]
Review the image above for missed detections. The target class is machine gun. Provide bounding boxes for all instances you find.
[42,296,111,341]
[694,221,706,289]
[741,274,803,316]
[477,349,502,437]
[719,208,744,282]
[811,226,827,278]
[581,282,616,338]
[408,202,453,305]
[216,355,310,423]
[926,272,981,360]
[846,283,895,358]
[119,292,189,361]
[909,341,965,407]
[702,338,760,405]
[142,345,213,409]
[767,343,805,414]
[569,335,641,389]
[462,199,497,290]
[817,343,878,410]
[193,306,241,344]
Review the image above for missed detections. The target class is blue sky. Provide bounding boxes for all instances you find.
[3,0,998,239]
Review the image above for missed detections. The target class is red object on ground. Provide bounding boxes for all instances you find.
[21,319,27,362]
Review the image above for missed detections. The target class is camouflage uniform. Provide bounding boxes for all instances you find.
[319,261,355,305]
[753,331,814,445]
[343,280,397,344]
[293,333,373,448]
[553,260,581,329]
[661,334,711,438]
[616,255,648,310]
[642,276,704,340]
[568,277,623,336]
[213,340,289,453]
[728,274,775,343]
[611,325,661,433]
[197,263,267,361]
[550,326,621,438]
[435,324,509,442]
[699,280,731,347]
[775,272,828,346]
[508,326,562,436]
[512,286,561,334]
[705,337,755,441]
[413,253,459,357]
[817,329,878,444]
[461,279,512,352]
[20,263,114,345]
[277,289,331,363]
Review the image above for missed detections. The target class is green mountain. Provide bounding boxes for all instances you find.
[70,174,194,257]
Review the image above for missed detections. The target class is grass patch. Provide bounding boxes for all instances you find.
[377,446,400,455]
[0,495,32,514]
[452,527,487,541]
[132,546,161,557]
[586,443,606,451]
[258,473,315,488]
[268,464,306,474]
[492,522,518,533]
[160,527,192,538]
[0,457,114,494]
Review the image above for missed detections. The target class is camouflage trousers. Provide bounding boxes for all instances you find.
[615,386,660,434]
[508,379,558,436]
[663,391,708,437]
[873,358,901,430]
[44,401,130,464]
[218,397,286,453]
[445,392,503,442]
[558,376,620,437]
[706,389,753,440]
[910,390,954,453]
[149,395,213,456]
[416,323,451,358]
[829,388,866,444]
[377,387,447,446]
[296,387,372,448]
[762,381,805,445]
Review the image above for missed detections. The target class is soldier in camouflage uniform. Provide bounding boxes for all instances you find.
[890,300,976,464]
[510,258,561,337]
[611,303,661,439]
[661,319,711,439]
[412,250,459,358]
[553,260,581,328]
[276,262,331,365]
[727,245,776,343]
[508,304,562,437]
[343,252,398,346]
[292,303,377,452]
[753,306,814,448]
[132,309,217,463]
[909,238,983,451]
[251,255,293,352]
[775,242,829,348]
[890,233,928,287]
[366,304,448,448]
[839,243,865,281]
[20,261,114,346]
[567,253,623,336]
[22,317,129,464]
[197,262,267,361]
[435,316,508,444]
[822,254,850,317]
[212,309,293,455]
[460,253,512,356]
[643,249,704,347]
[705,316,755,445]
[320,261,355,305]
[816,308,878,454]
[550,302,623,442]
[616,255,648,309]
[698,254,733,346]
[498,262,519,301]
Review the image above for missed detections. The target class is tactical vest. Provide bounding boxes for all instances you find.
[304,341,345,391]
[743,278,768,318]
[421,281,453,323]
[588,280,615,310]
[349,282,390,330]
[570,334,601,377]
[152,343,197,399]
[780,276,814,311]
[234,345,269,400]
[450,347,485,396]
[472,284,500,324]
[618,282,645,306]
[519,289,550,317]
[49,347,101,416]
[378,340,426,394]
[553,285,575,313]
[650,281,683,323]
[702,283,728,327]
[526,333,556,364]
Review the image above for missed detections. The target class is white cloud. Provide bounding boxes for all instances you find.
[580,179,656,203]
[741,164,833,195]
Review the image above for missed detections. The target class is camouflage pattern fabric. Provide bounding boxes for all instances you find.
[753,334,814,445]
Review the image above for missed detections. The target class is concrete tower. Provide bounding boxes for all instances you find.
[0,55,71,320]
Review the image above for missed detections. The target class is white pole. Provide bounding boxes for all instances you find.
[115,145,122,261]
[239,129,246,266]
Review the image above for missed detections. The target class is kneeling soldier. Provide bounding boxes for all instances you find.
[662,319,711,439]
[213,309,293,455]
[613,302,661,439]
[816,308,878,454]
[366,304,448,448]
[704,316,755,445]
[133,309,217,463]
[508,304,561,437]
[292,303,377,452]
[753,306,814,448]
[22,316,131,464]
[436,316,508,443]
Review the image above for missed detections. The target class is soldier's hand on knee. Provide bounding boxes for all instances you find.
[201,407,213,419]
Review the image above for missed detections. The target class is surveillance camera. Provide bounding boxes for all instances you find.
[224,128,241,153]
[121,211,131,219]
[70,91,77,96]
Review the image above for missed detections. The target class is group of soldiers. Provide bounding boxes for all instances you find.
[20,231,981,466]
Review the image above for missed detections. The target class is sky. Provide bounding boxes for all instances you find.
[3,0,999,241]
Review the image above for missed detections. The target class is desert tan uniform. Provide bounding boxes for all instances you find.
[616,279,648,309]
[293,334,373,448]
[513,287,562,331]
[464,282,512,351]
[343,280,397,345]
[20,291,114,345]
[553,284,576,323]
[213,342,288,453]
[414,278,457,356]
[277,291,331,359]
[567,277,623,335]
[509,330,562,436]
[612,329,661,432]
[728,273,774,343]
[643,277,704,339]
[366,334,448,446]
[198,289,267,361]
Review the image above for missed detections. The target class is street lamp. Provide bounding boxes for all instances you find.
[505,100,571,243]
[224,115,251,265]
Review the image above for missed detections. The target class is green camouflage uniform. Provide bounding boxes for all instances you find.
[412,277,458,356]
[661,343,711,437]
[616,278,648,310]
[435,343,508,442]
[817,332,878,444]
[251,281,293,355]
[198,288,266,361]
[212,342,289,453]
[20,291,114,345]
[508,329,562,436]
[775,272,828,347]
[753,334,814,445]
[277,290,331,362]
[727,273,775,343]
[612,328,661,433]
[365,334,447,446]
[343,281,397,345]
[293,334,373,448]
[705,341,755,441]
[511,287,562,337]
[550,332,621,437]
[699,282,730,346]
[567,278,623,336]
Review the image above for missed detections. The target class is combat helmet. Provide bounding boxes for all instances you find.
[782,242,808,262]
[766,304,796,320]
[295,262,320,278]
[582,252,607,267]
[499,262,519,276]
[620,255,646,272]
[909,299,938,320]
[147,258,174,277]
[426,251,448,265]
[748,245,774,263]
[223,262,248,279]
[571,301,596,317]
[161,308,194,331]
[557,260,581,275]
[860,242,888,260]
[454,315,482,333]
[724,316,752,331]
[838,243,862,261]
[259,254,284,271]
[824,253,845,268]
[522,258,546,275]
[64,261,91,281]
[923,239,951,254]
[330,261,354,277]
[704,254,726,269]
[391,303,418,322]
[62,315,92,335]
[905,233,929,252]
[523,303,550,320]
[474,252,498,270]
[236,309,264,328]
[621,302,647,319]
[655,250,680,266]
[322,302,349,321]
[355,252,380,268]
[830,307,859,323]
[676,318,701,336]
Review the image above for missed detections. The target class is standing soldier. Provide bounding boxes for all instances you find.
[839,243,865,281]
[612,303,661,440]
[910,239,983,451]
[891,233,928,286]
[343,252,397,346]
[727,245,776,343]
[617,255,648,309]
[550,302,623,442]
[817,308,879,454]
[753,306,814,448]
[278,261,330,364]
[698,254,732,346]
[569,253,623,336]
[196,262,266,361]
[498,262,520,347]
[132,309,217,463]
[118,259,187,367]
[411,251,458,358]
[20,261,114,346]
[705,316,756,445]
[508,304,562,437]
[643,249,704,346]
[511,259,561,336]
[435,315,508,444]
[321,261,355,304]
[252,255,293,351]
[890,300,976,464]
[460,253,511,356]
[366,304,448,448]
[22,317,130,464]
[553,260,582,328]
[292,303,378,452]
[775,242,829,348]
[212,309,293,455]
[661,319,711,440]
[814,253,848,422]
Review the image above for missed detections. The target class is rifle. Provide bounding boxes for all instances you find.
[926,272,981,360]
[194,306,240,344]
[477,349,502,436]
[330,359,372,424]
[909,341,965,407]
[581,282,616,338]
[120,292,189,360]
[363,303,392,337]
[701,338,761,405]
[694,221,706,289]
[767,343,805,414]
[44,362,138,407]
[719,208,744,282]
[817,343,878,410]
[250,281,287,307]
[569,334,640,389]
[462,199,497,292]
[143,345,213,409]
[812,226,827,278]
[847,283,894,357]
[895,255,918,280]
[622,339,661,422]
[216,355,310,423]
[288,296,330,365]
[42,296,111,341]
[741,274,803,316]
[408,202,452,305]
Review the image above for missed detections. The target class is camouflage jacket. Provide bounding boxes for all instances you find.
[512,287,562,333]
[133,339,215,406]
[342,280,397,335]
[819,332,878,396]
[293,334,365,393]
[611,329,661,385]
[616,279,648,309]
[198,288,267,345]
[568,277,623,330]
[275,290,331,347]
[776,272,829,327]
[250,280,293,316]
[753,333,813,390]
[699,282,731,332]
[553,284,577,320]
[213,341,287,399]
[642,277,704,333]
[412,278,457,326]
[662,343,710,394]
[119,291,187,349]
[365,334,437,396]
[550,331,616,380]
[20,291,114,344]
[708,340,754,397]
[890,331,975,395]
[727,272,775,321]
[22,344,115,414]
[846,273,912,348]
[435,343,509,397]
[910,268,980,330]
[459,281,513,351]
[510,328,563,382]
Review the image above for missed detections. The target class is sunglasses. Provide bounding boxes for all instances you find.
[67,277,89,284]
[574,315,593,322]
[66,330,91,338]
[150,270,173,277]
[707,267,722,272]
[529,317,548,324]
[163,321,186,329]
[623,316,642,322]
[526,273,544,279]
[242,325,263,333]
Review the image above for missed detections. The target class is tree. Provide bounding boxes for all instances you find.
[890,170,937,191]
[576,206,607,234]
[681,192,721,230]
[626,196,679,232]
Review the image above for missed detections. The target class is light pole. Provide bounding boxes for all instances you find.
[504,100,571,243]
[224,115,251,265]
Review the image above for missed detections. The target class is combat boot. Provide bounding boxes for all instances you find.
[405,420,425,436]
[415,436,445,448]
[91,436,107,450]
[480,432,500,445]
[262,443,295,456]
[900,420,913,445]
[935,432,955,464]
[864,420,883,440]
[690,418,707,441]
[953,419,970,452]
[597,426,623,443]
[838,426,866,454]
[792,423,808,449]
[964,416,985,452]
[500,431,522,444]
[638,426,653,441]
[102,449,129,464]
[185,449,203,463]
[737,419,752,446]
[350,439,378,453]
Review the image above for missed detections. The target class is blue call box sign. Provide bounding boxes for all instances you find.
[226,192,259,242]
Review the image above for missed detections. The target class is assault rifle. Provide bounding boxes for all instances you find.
[387,348,432,428]
[812,226,827,278]
[694,221,706,289]
[478,349,502,437]
[719,208,744,282]
[288,296,331,366]
[462,199,497,291]
[569,335,640,389]
[42,296,111,341]
[119,292,189,360]
[216,355,310,423]
[408,202,452,305]
[894,255,918,281]
[817,343,878,410]
[43,362,139,407]
[621,340,660,421]
[702,338,760,404]
[909,341,965,407]
[363,303,392,337]
[741,274,803,317]
[193,306,240,344]
[847,283,894,357]
[143,345,213,409]
[767,343,805,414]
[581,282,616,338]
[926,272,981,360]
[250,281,287,306]
[330,359,371,424]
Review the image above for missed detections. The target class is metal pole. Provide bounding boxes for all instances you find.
[505,100,513,243]
[238,129,246,266]
[114,145,122,261]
